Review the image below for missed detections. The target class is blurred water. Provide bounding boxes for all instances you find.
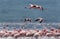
[0,23,60,30]
[0,36,60,39]
[0,0,60,22]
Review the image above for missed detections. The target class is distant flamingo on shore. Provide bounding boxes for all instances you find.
[0,27,60,38]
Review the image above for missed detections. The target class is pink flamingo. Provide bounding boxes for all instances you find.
[25,4,44,11]
[30,4,43,10]
[26,30,34,37]
[14,30,27,38]
[0,31,5,37]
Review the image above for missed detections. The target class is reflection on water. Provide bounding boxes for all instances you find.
[0,36,60,39]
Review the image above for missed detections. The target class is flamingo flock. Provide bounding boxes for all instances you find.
[0,29,60,38]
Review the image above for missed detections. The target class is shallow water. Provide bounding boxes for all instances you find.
[0,36,60,39]
[0,23,60,30]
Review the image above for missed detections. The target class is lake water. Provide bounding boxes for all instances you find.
[0,0,60,22]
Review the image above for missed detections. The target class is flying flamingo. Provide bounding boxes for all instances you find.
[25,4,45,11]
